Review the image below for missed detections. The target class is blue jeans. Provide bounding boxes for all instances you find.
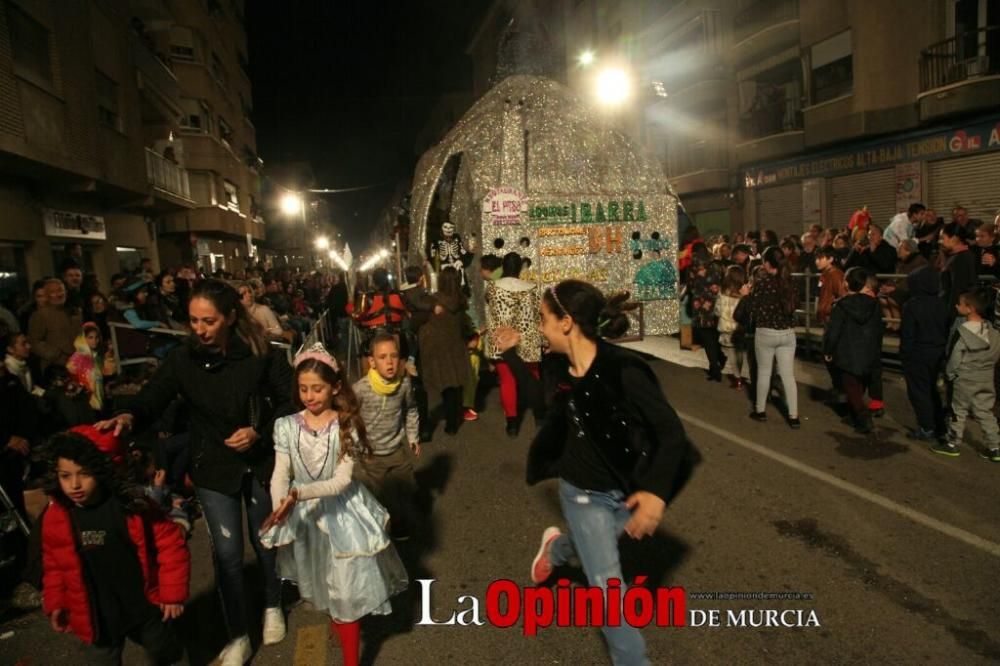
[198,474,281,639]
[754,327,798,416]
[549,480,650,666]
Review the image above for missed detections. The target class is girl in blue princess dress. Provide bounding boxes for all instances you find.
[260,343,407,666]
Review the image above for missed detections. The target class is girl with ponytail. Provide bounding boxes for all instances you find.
[748,247,801,427]
[507,279,695,666]
[95,278,293,664]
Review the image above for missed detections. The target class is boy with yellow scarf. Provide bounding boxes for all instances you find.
[353,332,421,540]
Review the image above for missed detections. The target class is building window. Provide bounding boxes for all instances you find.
[739,59,804,139]
[169,26,197,60]
[223,180,239,212]
[210,51,227,89]
[810,30,853,104]
[0,243,28,305]
[179,98,213,134]
[218,115,233,147]
[116,246,143,274]
[7,2,52,85]
[96,70,122,131]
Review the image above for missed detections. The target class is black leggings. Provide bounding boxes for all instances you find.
[442,386,462,431]
[694,327,723,378]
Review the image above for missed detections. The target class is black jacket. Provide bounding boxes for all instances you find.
[900,267,950,360]
[123,336,293,494]
[845,240,896,275]
[521,342,697,503]
[823,293,884,376]
[971,244,1000,278]
[0,370,38,444]
[941,249,977,312]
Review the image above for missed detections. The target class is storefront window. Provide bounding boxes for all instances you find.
[0,243,29,308]
[51,243,95,273]
[116,246,143,274]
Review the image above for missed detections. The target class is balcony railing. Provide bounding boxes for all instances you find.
[739,94,803,141]
[920,26,1000,92]
[668,141,728,177]
[732,0,798,45]
[129,30,179,102]
[145,148,192,201]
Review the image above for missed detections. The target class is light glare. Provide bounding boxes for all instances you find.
[596,67,631,105]
[280,193,303,215]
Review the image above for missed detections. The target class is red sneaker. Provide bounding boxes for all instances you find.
[530,527,562,584]
[463,408,478,421]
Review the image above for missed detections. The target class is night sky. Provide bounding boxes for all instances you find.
[246,1,487,249]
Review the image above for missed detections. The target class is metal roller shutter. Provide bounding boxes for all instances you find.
[830,168,895,230]
[928,153,1000,223]
[756,183,803,238]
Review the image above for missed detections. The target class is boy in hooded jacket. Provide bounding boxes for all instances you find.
[823,267,884,434]
[900,267,950,441]
[933,290,1000,460]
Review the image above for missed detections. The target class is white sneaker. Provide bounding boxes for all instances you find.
[530,526,562,584]
[262,607,286,645]
[218,635,251,666]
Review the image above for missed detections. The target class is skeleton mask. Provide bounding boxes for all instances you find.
[442,222,456,238]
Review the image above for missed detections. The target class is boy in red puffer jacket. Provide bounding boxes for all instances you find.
[41,430,190,664]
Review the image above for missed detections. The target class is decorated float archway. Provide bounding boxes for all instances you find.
[409,74,679,335]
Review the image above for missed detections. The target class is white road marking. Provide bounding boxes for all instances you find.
[678,411,1000,558]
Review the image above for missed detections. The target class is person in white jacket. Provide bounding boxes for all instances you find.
[715,265,751,389]
[238,281,284,339]
[883,203,925,249]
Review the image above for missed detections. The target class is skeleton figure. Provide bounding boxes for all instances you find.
[428,222,473,286]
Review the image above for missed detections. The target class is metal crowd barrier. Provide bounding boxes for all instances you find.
[108,321,293,373]
[298,308,335,353]
[791,271,998,367]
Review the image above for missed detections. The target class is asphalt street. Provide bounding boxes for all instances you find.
[2,355,998,665]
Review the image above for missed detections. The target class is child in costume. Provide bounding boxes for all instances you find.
[261,343,408,666]
[66,322,114,413]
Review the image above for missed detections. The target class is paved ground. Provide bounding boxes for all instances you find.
[2,354,999,665]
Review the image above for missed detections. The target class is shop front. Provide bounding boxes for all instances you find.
[743,114,1000,233]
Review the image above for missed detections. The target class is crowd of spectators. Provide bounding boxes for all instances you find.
[0,257,350,610]
[681,202,1000,447]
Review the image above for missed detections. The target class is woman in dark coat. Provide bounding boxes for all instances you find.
[96,279,293,664]
[417,267,469,435]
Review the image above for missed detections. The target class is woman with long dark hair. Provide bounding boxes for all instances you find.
[748,247,800,427]
[96,279,293,665]
[520,280,695,666]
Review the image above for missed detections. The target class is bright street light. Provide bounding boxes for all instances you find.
[358,248,391,272]
[328,249,349,271]
[280,193,303,216]
[595,67,631,106]
[314,236,329,250]
[578,50,595,66]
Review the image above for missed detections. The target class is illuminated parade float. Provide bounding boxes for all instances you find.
[408,73,681,335]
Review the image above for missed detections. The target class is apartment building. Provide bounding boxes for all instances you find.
[0,0,262,308]
[564,0,1000,238]
[155,0,264,273]
[1,0,169,300]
